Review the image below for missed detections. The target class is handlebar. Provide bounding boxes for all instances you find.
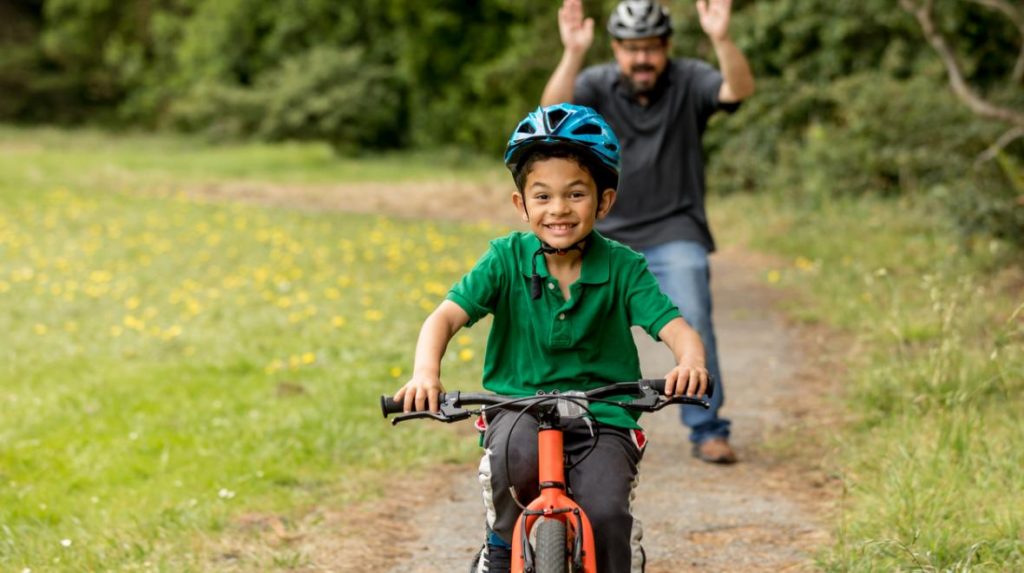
[380,378,714,425]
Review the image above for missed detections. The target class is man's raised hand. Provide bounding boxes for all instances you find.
[559,0,594,54]
[697,0,732,42]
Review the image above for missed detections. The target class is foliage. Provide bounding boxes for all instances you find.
[707,72,1024,249]
[170,47,407,153]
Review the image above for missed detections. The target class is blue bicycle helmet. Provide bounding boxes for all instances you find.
[504,104,620,191]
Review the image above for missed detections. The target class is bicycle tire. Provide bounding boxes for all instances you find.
[534,518,568,573]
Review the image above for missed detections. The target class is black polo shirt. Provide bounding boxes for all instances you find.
[574,59,738,251]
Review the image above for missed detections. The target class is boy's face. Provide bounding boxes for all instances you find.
[512,157,616,250]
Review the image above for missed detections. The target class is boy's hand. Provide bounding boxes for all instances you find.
[393,373,446,413]
[663,363,709,398]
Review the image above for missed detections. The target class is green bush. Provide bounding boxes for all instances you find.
[707,73,1024,250]
[170,48,406,153]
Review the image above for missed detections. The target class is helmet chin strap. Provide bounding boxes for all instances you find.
[530,234,591,300]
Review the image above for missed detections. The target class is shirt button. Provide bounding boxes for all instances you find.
[558,313,566,320]
[547,283,555,290]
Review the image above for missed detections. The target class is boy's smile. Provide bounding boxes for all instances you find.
[512,157,616,252]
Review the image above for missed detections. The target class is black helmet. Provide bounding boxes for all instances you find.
[607,0,672,40]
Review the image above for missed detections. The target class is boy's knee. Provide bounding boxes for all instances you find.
[579,500,633,535]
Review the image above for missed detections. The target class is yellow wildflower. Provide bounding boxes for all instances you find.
[794,256,815,272]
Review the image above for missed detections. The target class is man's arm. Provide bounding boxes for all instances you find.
[392,300,470,412]
[711,36,754,103]
[697,0,755,103]
[541,0,594,106]
[657,317,709,397]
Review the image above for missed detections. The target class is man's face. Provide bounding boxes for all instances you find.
[611,37,670,95]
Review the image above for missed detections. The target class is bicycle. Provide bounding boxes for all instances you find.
[380,378,713,573]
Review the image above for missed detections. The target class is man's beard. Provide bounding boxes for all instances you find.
[626,64,659,95]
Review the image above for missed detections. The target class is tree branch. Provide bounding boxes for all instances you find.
[901,0,1024,128]
[974,126,1024,166]
[967,0,1024,83]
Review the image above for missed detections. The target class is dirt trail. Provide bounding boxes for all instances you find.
[197,181,840,572]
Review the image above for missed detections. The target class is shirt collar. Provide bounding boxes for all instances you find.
[517,231,610,285]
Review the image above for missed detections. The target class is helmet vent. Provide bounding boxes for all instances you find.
[545,108,570,130]
[517,122,536,134]
[605,143,618,152]
[572,123,603,136]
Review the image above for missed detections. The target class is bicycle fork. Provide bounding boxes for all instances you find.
[511,422,598,573]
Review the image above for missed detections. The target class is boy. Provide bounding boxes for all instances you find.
[392,104,708,573]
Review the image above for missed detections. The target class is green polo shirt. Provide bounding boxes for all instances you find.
[447,231,681,429]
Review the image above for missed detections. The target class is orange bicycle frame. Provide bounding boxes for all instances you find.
[510,424,598,573]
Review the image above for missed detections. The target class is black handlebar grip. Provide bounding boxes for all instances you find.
[644,376,715,399]
[380,392,456,417]
[380,395,404,417]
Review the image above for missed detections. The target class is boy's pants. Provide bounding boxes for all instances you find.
[478,409,646,573]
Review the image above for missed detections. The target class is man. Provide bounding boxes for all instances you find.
[541,0,754,464]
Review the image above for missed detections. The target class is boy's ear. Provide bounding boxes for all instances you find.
[511,191,529,222]
[597,189,617,219]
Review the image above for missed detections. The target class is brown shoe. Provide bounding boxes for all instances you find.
[692,438,738,464]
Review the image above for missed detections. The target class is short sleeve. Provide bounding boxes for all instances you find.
[446,245,505,327]
[625,258,681,340]
[573,68,602,110]
[687,59,740,122]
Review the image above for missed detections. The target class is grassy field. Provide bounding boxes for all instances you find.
[0,128,502,570]
[0,125,497,188]
[715,192,1024,571]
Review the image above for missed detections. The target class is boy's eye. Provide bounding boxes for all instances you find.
[534,194,549,201]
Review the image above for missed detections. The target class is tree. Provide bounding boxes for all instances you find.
[901,0,1024,167]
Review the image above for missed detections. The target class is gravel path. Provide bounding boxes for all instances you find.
[379,248,833,573]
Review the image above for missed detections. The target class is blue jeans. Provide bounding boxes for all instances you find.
[639,241,730,444]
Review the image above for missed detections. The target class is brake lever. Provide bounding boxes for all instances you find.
[635,380,711,411]
[390,392,472,425]
[670,396,711,409]
[631,381,664,410]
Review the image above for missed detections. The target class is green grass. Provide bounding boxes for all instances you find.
[0,125,499,188]
[0,127,502,570]
[713,191,1024,571]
